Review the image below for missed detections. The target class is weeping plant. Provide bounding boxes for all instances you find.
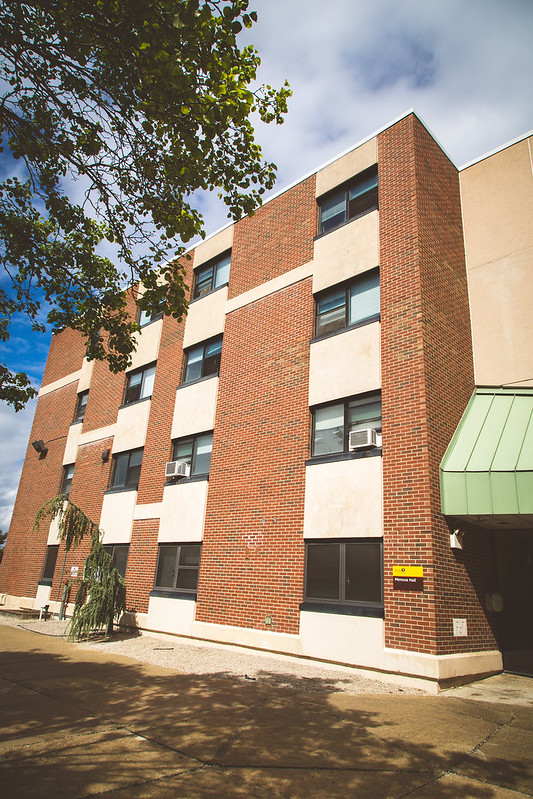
[34,496,126,638]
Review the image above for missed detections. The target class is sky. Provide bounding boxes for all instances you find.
[1,0,532,531]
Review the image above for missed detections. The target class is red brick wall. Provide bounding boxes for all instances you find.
[0,382,78,596]
[378,113,497,656]
[228,175,316,298]
[124,519,160,614]
[195,278,313,635]
[41,328,86,387]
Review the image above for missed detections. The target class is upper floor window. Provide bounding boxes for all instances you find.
[172,432,213,477]
[318,166,378,235]
[138,303,164,327]
[312,391,382,457]
[315,269,380,337]
[110,448,143,490]
[154,543,202,593]
[60,464,74,497]
[103,544,129,578]
[124,363,156,405]
[304,539,383,608]
[73,391,88,422]
[193,252,231,299]
[183,336,222,384]
[40,545,59,586]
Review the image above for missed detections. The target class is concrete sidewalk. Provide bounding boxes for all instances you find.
[1,625,532,798]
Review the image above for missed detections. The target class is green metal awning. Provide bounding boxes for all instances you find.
[440,388,533,527]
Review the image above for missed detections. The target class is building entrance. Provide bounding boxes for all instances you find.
[494,530,533,676]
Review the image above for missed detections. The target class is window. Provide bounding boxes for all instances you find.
[183,336,222,383]
[124,363,156,404]
[318,166,378,234]
[305,540,383,607]
[138,302,164,327]
[172,432,213,477]
[193,252,231,299]
[154,543,202,593]
[40,545,59,585]
[103,544,129,578]
[315,270,380,337]
[60,464,74,497]
[73,391,88,422]
[312,392,382,456]
[110,448,143,490]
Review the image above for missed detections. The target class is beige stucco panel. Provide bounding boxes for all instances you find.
[77,358,94,392]
[129,318,163,371]
[460,137,533,270]
[313,212,379,294]
[309,323,381,406]
[47,514,62,545]
[147,595,196,635]
[193,225,233,267]
[62,422,82,465]
[300,611,384,668]
[158,480,208,542]
[316,138,377,197]
[113,399,151,453]
[99,490,137,543]
[183,286,227,349]
[468,248,533,386]
[304,456,383,539]
[171,378,218,438]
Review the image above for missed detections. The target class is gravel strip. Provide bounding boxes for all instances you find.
[1,616,425,695]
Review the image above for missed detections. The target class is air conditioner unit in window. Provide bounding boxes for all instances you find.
[165,460,190,479]
[349,428,377,451]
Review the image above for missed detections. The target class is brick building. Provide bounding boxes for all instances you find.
[1,111,532,689]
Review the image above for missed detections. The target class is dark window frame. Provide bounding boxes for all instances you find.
[102,544,129,578]
[124,362,156,405]
[192,251,231,299]
[311,391,382,457]
[317,165,378,235]
[171,431,213,477]
[40,544,59,586]
[182,335,222,384]
[110,448,143,490]
[60,463,75,497]
[315,268,380,338]
[154,543,202,594]
[73,390,89,423]
[304,539,383,609]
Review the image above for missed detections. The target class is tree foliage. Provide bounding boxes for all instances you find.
[34,495,126,638]
[0,0,290,409]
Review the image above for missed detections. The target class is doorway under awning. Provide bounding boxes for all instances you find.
[440,388,533,530]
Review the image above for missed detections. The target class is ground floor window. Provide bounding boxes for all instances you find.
[304,539,383,608]
[154,543,201,594]
[40,545,59,586]
[102,544,129,578]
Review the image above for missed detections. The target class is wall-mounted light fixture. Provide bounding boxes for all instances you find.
[32,439,48,456]
[101,449,110,463]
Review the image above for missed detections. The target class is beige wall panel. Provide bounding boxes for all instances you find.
[183,286,227,349]
[79,423,117,446]
[35,584,52,608]
[313,212,379,294]
[468,249,533,386]
[193,225,234,266]
[303,456,383,539]
[147,595,196,635]
[461,137,533,270]
[129,318,162,370]
[113,400,151,453]
[316,138,377,197]
[38,370,81,397]
[77,358,94,392]
[158,480,208,542]
[300,611,384,668]
[99,490,137,543]
[47,515,62,545]
[62,422,82,465]
[171,378,218,438]
[309,323,381,406]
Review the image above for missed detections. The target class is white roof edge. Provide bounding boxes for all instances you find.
[459,129,533,171]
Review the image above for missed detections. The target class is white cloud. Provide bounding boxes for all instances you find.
[0,399,37,531]
[1,0,532,526]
